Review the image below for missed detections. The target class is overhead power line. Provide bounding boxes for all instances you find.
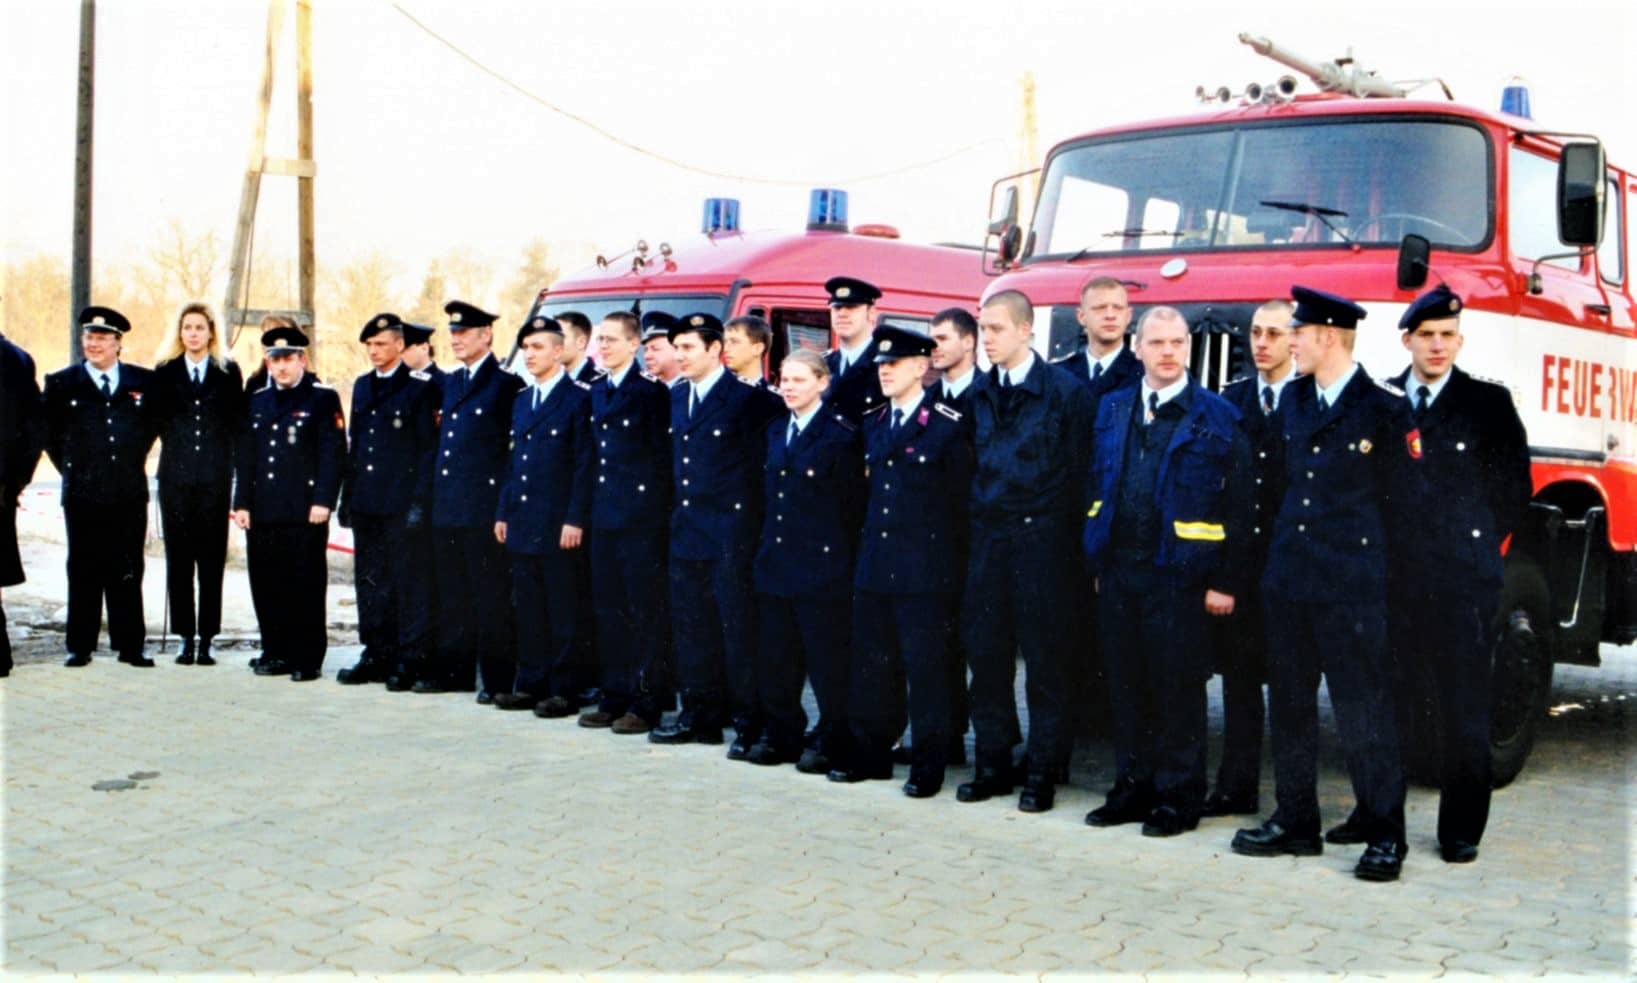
[387,1,1003,186]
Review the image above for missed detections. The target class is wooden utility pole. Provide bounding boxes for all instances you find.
[1016,72,1039,227]
[69,0,95,364]
[223,0,317,351]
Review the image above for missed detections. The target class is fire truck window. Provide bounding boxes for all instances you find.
[1508,148,1579,271]
[878,316,929,331]
[1599,176,1623,285]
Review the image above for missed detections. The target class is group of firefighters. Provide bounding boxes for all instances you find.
[0,269,1530,884]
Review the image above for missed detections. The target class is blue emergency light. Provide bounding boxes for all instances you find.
[702,197,741,234]
[1500,78,1532,120]
[807,188,849,231]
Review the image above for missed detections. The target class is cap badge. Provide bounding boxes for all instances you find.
[532,318,545,328]
[689,315,704,327]
[450,311,463,323]
[879,340,892,352]
[375,317,387,328]
[1450,299,1461,312]
[836,287,851,298]
[91,316,106,325]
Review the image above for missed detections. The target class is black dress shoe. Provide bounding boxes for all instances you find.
[795,748,831,775]
[1141,805,1201,838]
[411,679,448,694]
[255,660,293,677]
[476,690,493,705]
[1084,782,1153,827]
[195,640,215,666]
[534,695,575,718]
[247,655,262,670]
[1201,790,1260,817]
[1355,840,1407,882]
[1017,775,1055,813]
[175,642,196,666]
[336,660,385,685]
[1440,840,1479,864]
[826,759,894,783]
[575,687,604,708]
[648,716,724,745]
[956,767,1014,803]
[289,669,321,682]
[385,674,415,692]
[118,653,156,668]
[610,711,653,735]
[492,692,540,711]
[64,653,92,668]
[1230,820,1324,857]
[903,765,944,799]
[745,742,799,766]
[578,710,617,728]
[1324,811,1368,845]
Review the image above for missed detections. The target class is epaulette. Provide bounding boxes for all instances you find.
[1469,372,1506,387]
[1222,375,1253,390]
[574,380,591,391]
[832,414,856,432]
[1050,351,1079,365]
[640,371,660,383]
[314,382,335,390]
[935,402,963,422]
[409,369,431,381]
[868,403,891,420]
[1375,379,1404,397]
[732,374,754,386]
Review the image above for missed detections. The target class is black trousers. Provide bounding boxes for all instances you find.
[1098,569,1209,811]
[404,522,437,677]
[1393,593,1497,847]
[1210,588,1267,800]
[591,527,672,719]
[669,550,757,730]
[565,536,598,694]
[64,501,148,657]
[432,527,514,692]
[1264,594,1406,845]
[509,547,580,697]
[849,590,956,773]
[352,513,433,669]
[159,481,230,642]
[755,590,850,753]
[246,520,329,674]
[964,521,1076,775]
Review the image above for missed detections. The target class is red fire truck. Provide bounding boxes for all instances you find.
[524,190,987,377]
[981,35,1635,783]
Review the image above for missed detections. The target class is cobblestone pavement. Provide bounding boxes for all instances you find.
[1,529,1633,976]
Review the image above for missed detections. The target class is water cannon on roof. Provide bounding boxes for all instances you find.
[1237,33,1408,98]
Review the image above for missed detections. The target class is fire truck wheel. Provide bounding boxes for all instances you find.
[1489,556,1556,788]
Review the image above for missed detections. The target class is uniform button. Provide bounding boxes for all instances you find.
[776,536,782,543]
[1302,498,1310,507]
[599,476,606,483]
[600,459,607,465]
[1361,537,1369,545]
[522,476,528,482]
[1472,529,1482,538]
[521,494,527,501]
[1457,442,1467,452]
[637,484,645,492]
[442,469,449,476]
[367,465,374,472]
[881,507,889,514]
[268,456,274,462]
[1297,523,1306,532]
[683,457,690,464]
[622,419,629,427]
[884,484,891,490]
[1311,446,1320,454]
[602,423,608,430]
[776,515,783,522]
[881,531,888,538]
[447,431,455,438]
[823,546,830,553]
[683,435,689,442]
[734,503,742,510]
[682,479,689,486]
[1306,471,1314,479]
[682,499,690,507]
[1253,526,1261,534]
[601,441,608,448]
[1258,451,1266,459]
[1024,516,1032,524]
[1255,478,1262,485]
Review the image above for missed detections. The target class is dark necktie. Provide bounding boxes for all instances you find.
[787,419,798,446]
[1261,385,1274,414]
[999,372,1011,390]
[1145,391,1158,425]
[1415,384,1430,418]
[193,366,204,388]
[1317,394,1329,415]
[533,386,542,411]
[1092,361,1104,382]
[891,408,904,435]
[100,373,112,398]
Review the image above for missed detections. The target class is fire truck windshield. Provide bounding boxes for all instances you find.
[1029,117,1493,259]
[532,294,728,324]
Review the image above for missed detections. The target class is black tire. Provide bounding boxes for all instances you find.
[1489,556,1556,787]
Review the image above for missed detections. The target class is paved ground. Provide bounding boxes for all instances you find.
[2,531,1634,977]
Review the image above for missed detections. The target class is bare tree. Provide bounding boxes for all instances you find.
[500,237,559,327]
[0,253,72,369]
[149,218,221,301]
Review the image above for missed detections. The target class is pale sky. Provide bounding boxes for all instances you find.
[4,0,1635,286]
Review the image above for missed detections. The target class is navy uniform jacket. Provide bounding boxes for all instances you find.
[432,357,527,530]
[1220,375,1286,570]
[752,406,864,597]
[572,361,606,386]
[855,395,974,595]
[154,357,245,491]
[1387,365,1531,596]
[43,361,159,506]
[1082,379,1253,595]
[0,336,44,501]
[232,373,346,523]
[669,375,784,561]
[1262,366,1426,603]
[590,369,672,531]
[342,364,438,518]
[970,356,1095,530]
[825,340,886,424]
[496,377,594,555]
[1053,346,1141,402]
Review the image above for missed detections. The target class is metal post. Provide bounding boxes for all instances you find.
[69,0,95,364]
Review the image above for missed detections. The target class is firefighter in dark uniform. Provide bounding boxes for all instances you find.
[822,277,886,424]
[491,316,595,716]
[153,303,245,667]
[581,311,674,733]
[336,313,439,687]
[422,300,526,699]
[640,312,684,389]
[401,321,443,386]
[836,325,974,796]
[746,349,864,771]
[1053,276,1141,398]
[1082,307,1253,837]
[554,309,605,705]
[1205,299,1298,816]
[649,313,783,751]
[960,290,1095,813]
[1386,284,1532,864]
[388,320,442,690]
[231,324,345,681]
[43,306,160,667]
[1,330,45,677]
[1231,286,1423,883]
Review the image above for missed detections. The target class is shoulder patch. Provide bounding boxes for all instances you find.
[574,380,591,391]
[410,369,431,381]
[832,414,856,432]
[640,371,659,383]
[1374,379,1405,397]
[314,382,335,390]
[935,402,963,422]
[1469,372,1506,388]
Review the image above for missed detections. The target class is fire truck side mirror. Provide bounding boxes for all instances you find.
[1557,142,1606,248]
[1396,234,1431,290]
[989,185,1020,237]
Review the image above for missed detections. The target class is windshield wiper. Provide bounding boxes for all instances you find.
[1065,229,1184,262]
[1258,199,1354,244]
